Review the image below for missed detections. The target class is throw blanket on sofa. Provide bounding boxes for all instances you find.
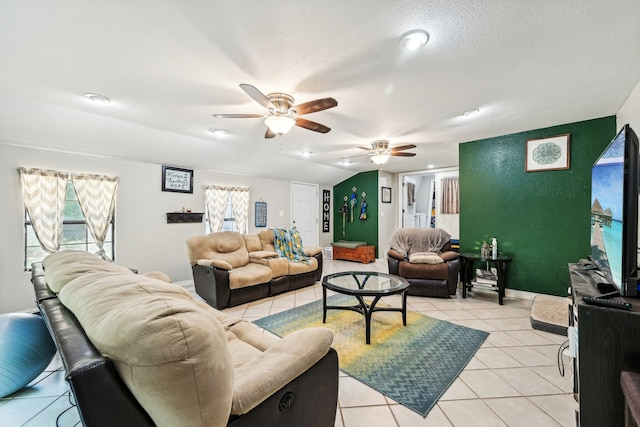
[389,228,451,258]
[272,228,310,263]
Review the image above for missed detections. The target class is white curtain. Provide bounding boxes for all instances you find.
[230,187,250,233]
[205,185,250,233]
[71,173,119,260]
[441,177,460,214]
[18,167,68,253]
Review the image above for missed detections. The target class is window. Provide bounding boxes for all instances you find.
[204,194,237,234]
[24,181,114,270]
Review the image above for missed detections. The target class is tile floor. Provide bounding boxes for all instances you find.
[0,259,575,426]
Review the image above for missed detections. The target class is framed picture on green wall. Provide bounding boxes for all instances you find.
[525,134,571,172]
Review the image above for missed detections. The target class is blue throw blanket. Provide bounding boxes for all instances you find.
[271,228,310,263]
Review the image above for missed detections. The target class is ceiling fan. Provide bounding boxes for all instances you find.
[357,140,417,164]
[213,84,338,138]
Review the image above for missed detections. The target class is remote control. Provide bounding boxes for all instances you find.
[582,296,632,310]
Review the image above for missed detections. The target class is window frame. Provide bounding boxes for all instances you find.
[23,181,116,271]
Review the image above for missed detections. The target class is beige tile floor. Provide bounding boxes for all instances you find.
[0,258,575,426]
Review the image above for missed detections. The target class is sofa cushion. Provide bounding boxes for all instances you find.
[252,257,289,278]
[228,264,273,290]
[187,232,250,268]
[58,272,234,427]
[43,250,133,293]
[248,250,279,260]
[399,260,450,280]
[257,229,276,252]
[409,252,444,264]
[242,234,263,252]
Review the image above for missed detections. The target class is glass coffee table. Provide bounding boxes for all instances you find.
[322,271,410,344]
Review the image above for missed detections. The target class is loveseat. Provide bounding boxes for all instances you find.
[187,229,323,309]
[31,250,339,427]
[387,228,459,298]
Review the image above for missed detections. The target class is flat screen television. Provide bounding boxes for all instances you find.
[590,124,640,297]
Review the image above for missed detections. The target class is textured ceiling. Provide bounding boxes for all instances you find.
[1,0,639,185]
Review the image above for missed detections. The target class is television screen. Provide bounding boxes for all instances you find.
[590,124,639,296]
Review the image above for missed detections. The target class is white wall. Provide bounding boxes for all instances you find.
[617,78,640,132]
[378,171,397,257]
[0,143,320,313]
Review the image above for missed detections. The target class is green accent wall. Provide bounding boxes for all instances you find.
[333,170,379,256]
[459,116,616,296]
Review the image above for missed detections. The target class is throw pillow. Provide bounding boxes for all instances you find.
[409,252,444,264]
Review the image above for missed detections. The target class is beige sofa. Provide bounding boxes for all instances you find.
[187,230,323,309]
[35,250,339,427]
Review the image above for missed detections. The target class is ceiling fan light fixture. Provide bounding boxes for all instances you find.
[265,116,295,135]
[371,153,390,165]
[399,30,429,51]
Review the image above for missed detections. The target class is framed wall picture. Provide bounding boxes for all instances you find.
[525,134,571,172]
[381,186,392,203]
[255,200,267,227]
[162,165,194,193]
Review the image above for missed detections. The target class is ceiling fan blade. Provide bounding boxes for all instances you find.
[213,113,264,118]
[239,84,275,110]
[390,144,417,152]
[295,118,331,133]
[293,98,338,115]
[391,152,416,157]
[265,127,277,139]
[358,146,372,151]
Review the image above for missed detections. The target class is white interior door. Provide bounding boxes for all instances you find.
[291,182,318,246]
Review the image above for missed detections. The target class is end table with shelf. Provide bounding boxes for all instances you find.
[459,252,512,305]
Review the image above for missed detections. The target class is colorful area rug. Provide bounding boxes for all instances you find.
[254,294,488,417]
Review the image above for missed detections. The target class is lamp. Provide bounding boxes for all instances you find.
[265,116,296,135]
[371,153,390,165]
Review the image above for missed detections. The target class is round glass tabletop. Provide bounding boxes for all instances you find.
[322,271,409,295]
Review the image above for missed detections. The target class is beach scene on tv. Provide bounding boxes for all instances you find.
[591,137,625,288]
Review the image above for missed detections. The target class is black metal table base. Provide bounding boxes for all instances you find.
[322,287,408,344]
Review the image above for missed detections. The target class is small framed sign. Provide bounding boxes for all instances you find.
[162,165,194,193]
[381,186,392,203]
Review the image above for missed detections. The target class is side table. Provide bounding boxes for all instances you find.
[459,252,512,305]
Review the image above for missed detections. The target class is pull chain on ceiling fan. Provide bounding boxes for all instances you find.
[213,84,337,138]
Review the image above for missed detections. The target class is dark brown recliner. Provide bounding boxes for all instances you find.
[387,228,459,298]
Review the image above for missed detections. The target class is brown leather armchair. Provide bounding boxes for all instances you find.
[387,228,459,298]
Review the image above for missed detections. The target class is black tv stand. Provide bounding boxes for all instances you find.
[569,262,640,426]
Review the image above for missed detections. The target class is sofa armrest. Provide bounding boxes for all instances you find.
[303,246,322,257]
[439,251,459,262]
[387,249,406,261]
[231,328,333,415]
[197,259,233,270]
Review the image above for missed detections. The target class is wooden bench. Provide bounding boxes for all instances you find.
[331,241,375,264]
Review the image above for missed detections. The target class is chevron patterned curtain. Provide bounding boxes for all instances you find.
[71,174,119,260]
[229,186,250,233]
[18,167,67,253]
[204,185,230,232]
[441,177,460,214]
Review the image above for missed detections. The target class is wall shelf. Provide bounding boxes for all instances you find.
[166,212,204,224]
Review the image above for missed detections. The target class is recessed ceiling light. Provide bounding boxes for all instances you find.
[399,30,429,51]
[427,164,435,169]
[83,93,111,104]
[463,108,480,117]
[340,160,353,166]
[210,129,230,137]
[301,151,313,157]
